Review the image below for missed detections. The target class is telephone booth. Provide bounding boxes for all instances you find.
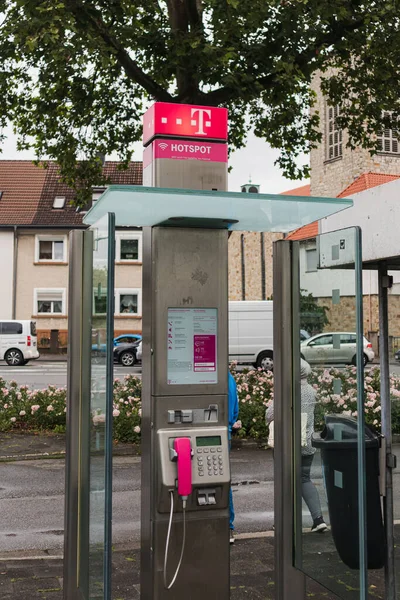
[63,185,367,600]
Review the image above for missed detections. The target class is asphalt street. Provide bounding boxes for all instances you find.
[1,360,400,389]
[0,361,142,389]
[2,447,400,554]
[0,449,277,553]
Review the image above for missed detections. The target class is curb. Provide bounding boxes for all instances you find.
[0,440,266,462]
[0,531,275,562]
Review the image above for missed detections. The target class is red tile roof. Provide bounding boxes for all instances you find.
[284,172,400,240]
[286,221,318,240]
[280,184,311,196]
[280,183,316,240]
[0,160,143,227]
[338,172,400,197]
[0,161,47,226]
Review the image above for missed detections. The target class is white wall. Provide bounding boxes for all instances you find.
[299,239,380,298]
[0,231,14,318]
[320,179,400,295]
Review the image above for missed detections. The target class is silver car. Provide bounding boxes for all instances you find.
[301,332,375,367]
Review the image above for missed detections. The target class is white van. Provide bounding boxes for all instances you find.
[0,320,39,366]
[229,301,273,369]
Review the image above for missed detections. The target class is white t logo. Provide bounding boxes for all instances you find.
[191,108,211,135]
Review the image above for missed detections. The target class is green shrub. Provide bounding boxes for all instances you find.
[1,365,400,442]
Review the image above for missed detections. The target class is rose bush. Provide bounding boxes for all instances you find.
[308,365,400,432]
[1,366,400,441]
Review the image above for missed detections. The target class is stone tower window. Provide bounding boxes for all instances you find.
[326,104,343,160]
[377,112,399,153]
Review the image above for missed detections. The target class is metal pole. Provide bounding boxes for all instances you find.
[354,227,368,599]
[104,213,116,600]
[240,233,246,300]
[379,264,396,600]
[64,230,93,600]
[273,239,305,600]
[260,232,266,300]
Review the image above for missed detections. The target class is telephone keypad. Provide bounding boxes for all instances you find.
[197,445,224,478]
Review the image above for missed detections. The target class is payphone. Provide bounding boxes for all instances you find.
[160,429,230,589]
[140,225,230,600]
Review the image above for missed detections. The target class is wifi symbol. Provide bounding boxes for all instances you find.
[158,142,168,150]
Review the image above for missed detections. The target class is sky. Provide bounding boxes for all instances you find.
[1,126,308,195]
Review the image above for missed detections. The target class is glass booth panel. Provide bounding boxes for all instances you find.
[292,227,382,599]
[88,213,115,598]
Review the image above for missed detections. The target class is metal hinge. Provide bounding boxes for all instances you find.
[387,453,397,469]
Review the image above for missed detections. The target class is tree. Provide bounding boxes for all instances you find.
[300,290,329,336]
[1,0,400,204]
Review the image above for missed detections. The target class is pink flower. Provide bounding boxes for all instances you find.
[19,410,26,416]
[134,425,141,433]
[31,405,40,413]
[10,417,16,422]
[3,403,8,409]
[47,405,54,412]
[113,409,120,417]
[245,394,251,400]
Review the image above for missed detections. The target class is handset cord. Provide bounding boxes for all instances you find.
[163,490,187,590]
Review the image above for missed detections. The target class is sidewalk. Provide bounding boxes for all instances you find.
[0,537,345,600]
[0,432,258,461]
[36,354,67,362]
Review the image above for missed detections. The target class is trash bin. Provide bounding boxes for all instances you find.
[312,414,385,570]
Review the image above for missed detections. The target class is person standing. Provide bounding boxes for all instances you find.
[228,371,239,544]
[265,359,327,532]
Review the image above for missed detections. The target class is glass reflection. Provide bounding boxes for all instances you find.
[293,228,379,599]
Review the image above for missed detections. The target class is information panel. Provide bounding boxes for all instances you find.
[167,308,218,385]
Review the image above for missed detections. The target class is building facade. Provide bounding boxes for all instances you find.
[310,69,400,198]
[0,160,143,351]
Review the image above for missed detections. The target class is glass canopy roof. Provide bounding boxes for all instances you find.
[83,185,352,232]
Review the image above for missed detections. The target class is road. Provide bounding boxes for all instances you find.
[1,360,400,389]
[2,447,400,554]
[0,361,142,389]
[0,449,274,552]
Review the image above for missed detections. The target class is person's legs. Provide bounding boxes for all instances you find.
[229,486,235,530]
[301,454,326,530]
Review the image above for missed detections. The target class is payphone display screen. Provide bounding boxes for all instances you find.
[196,436,221,447]
[167,307,218,385]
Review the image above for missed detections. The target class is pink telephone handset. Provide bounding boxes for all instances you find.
[174,437,192,501]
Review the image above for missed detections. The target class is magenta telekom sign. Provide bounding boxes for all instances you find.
[143,102,228,146]
[143,138,228,167]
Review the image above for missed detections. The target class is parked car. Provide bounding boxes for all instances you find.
[228,301,311,371]
[113,340,141,367]
[0,320,40,366]
[136,340,142,362]
[300,329,311,342]
[395,349,400,361]
[92,333,142,353]
[229,301,273,370]
[301,332,374,366]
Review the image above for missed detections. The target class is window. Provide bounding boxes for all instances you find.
[116,232,142,262]
[35,235,67,262]
[53,196,66,209]
[340,334,356,344]
[93,289,142,315]
[121,239,139,260]
[115,289,142,316]
[311,335,333,346]
[306,248,318,272]
[34,289,66,315]
[377,111,399,154]
[94,288,107,315]
[326,104,342,160]
[0,322,23,334]
[119,293,138,314]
